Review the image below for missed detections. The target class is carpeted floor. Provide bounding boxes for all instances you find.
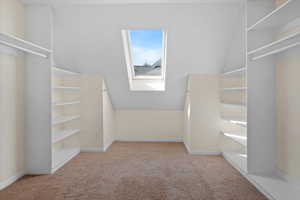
[0,142,267,200]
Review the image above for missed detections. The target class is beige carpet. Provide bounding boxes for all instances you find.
[0,142,267,200]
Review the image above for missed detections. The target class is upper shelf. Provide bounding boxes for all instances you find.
[222,67,246,77]
[247,0,300,31]
[248,30,300,61]
[0,32,51,58]
[52,66,80,76]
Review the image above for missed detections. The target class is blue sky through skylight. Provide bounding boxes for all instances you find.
[130,29,163,66]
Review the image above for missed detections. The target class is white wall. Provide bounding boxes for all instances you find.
[80,74,104,150]
[102,82,116,150]
[52,3,241,109]
[80,74,116,151]
[184,74,221,154]
[0,0,25,188]
[116,109,183,141]
[277,45,300,180]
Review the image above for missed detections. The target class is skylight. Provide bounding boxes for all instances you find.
[129,30,163,78]
[122,29,167,91]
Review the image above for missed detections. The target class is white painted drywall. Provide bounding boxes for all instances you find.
[80,74,104,150]
[51,3,241,109]
[0,0,25,187]
[277,45,300,180]
[102,82,116,150]
[184,74,221,153]
[116,109,183,141]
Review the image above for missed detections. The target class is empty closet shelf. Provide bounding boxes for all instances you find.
[222,117,247,127]
[222,87,247,91]
[222,132,247,146]
[223,152,247,173]
[52,129,80,143]
[247,0,300,31]
[52,66,80,76]
[52,101,80,106]
[0,32,51,58]
[222,67,246,76]
[221,102,246,108]
[52,115,80,125]
[52,148,80,172]
[53,86,80,90]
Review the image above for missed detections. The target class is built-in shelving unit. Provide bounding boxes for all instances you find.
[51,66,81,173]
[52,129,80,143]
[222,132,247,146]
[243,0,300,199]
[0,32,51,58]
[247,0,300,31]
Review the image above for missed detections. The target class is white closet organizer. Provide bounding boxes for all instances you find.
[23,6,81,174]
[222,0,300,199]
[51,67,81,173]
[220,65,247,172]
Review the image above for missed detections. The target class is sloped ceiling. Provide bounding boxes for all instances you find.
[47,3,242,110]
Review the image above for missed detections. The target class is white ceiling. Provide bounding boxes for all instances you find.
[49,3,242,110]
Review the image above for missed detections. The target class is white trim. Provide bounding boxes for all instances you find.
[189,151,222,155]
[0,173,24,190]
[116,138,183,142]
[222,152,275,200]
[80,148,104,152]
[102,140,114,152]
[184,141,192,153]
[51,149,80,173]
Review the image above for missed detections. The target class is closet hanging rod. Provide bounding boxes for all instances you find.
[251,41,300,61]
[0,40,48,58]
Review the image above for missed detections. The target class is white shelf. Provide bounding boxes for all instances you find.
[52,67,80,76]
[52,129,80,143]
[223,151,247,173]
[222,87,247,91]
[52,101,80,106]
[221,102,246,108]
[222,132,247,146]
[0,32,51,58]
[222,117,247,127]
[223,152,300,200]
[52,115,80,125]
[250,41,300,61]
[53,86,80,91]
[52,148,80,172]
[222,67,246,76]
[247,0,300,31]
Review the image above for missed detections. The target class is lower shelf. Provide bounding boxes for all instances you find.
[222,132,247,146]
[223,151,247,172]
[223,152,300,200]
[52,148,80,173]
[52,129,80,143]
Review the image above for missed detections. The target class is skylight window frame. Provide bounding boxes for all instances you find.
[123,29,167,81]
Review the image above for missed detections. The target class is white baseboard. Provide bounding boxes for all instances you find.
[116,138,183,142]
[190,151,222,155]
[0,173,24,190]
[52,149,80,174]
[222,152,276,200]
[184,142,221,155]
[81,148,104,152]
[102,140,114,152]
